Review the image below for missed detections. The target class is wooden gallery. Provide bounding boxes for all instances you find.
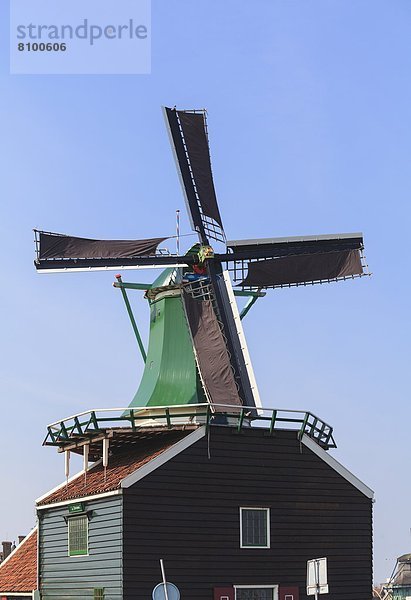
[0,108,373,600]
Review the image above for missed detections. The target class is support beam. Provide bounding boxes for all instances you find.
[233,290,266,298]
[113,281,152,291]
[115,275,147,362]
[239,295,260,320]
[233,289,265,320]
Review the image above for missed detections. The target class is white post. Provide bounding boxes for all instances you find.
[103,438,109,483]
[102,438,109,468]
[176,210,180,255]
[314,559,319,600]
[160,558,170,600]
[65,450,70,484]
[83,444,89,472]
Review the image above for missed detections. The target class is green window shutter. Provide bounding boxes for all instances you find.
[68,515,88,556]
[94,589,105,600]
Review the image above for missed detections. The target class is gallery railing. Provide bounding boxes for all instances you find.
[43,403,337,450]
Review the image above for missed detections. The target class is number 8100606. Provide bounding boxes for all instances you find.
[18,42,67,52]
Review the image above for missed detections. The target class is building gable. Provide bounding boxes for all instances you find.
[0,528,37,596]
[37,429,197,508]
[122,426,373,600]
[301,434,374,499]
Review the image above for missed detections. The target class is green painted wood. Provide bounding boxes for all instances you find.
[393,588,411,600]
[129,268,205,409]
[39,496,123,599]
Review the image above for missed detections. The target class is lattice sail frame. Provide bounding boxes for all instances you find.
[163,108,226,244]
[226,247,370,290]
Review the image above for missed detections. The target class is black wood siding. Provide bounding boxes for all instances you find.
[123,427,372,600]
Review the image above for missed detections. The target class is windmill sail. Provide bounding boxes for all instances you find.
[38,231,167,260]
[213,271,258,409]
[163,107,225,243]
[33,230,187,272]
[240,249,363,288]
[182,289,242,408]
[223,233,366,289]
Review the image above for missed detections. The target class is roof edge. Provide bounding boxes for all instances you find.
[36,489,122,511]
[121,425,206,488]
[35,458,103,505]
[0,527,37,571]
[301,434,374,499]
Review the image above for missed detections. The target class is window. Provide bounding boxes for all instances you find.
[240,508,270,548]
[68,515,88,556]
[235,586,278,600]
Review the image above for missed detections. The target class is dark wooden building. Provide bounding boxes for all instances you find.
[30,423,373,600]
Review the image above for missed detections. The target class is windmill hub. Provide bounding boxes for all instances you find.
[197,245,214,265]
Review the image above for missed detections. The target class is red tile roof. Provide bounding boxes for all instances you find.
[0,529,37,594]
[37,429,191,506]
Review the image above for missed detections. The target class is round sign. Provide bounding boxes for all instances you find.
[152,582,180,600]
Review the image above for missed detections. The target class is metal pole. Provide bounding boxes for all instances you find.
[176,209,180,256]
[160,559,170,600]
[314,559,319,600]
[115,275,147,363]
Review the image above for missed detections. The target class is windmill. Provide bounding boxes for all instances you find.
[34,107,368,416]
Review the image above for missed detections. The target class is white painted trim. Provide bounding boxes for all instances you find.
[301,434,374,499]
[35,459,102,504]
[239,507,270,549]
[234,584,279,600]
[121,426,206,488]
[37,263,186,274]
[36,489,122,511]
[222,271,263,410]
[0,527,37,571]
[0,593,33,597]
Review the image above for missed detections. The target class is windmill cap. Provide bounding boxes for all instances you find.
[398,553,411,563]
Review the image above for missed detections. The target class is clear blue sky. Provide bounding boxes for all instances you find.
[1,0,410,584]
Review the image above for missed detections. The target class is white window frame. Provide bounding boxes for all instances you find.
[239,507,270,549]
[234,584,279,600]
[67,514,89,557]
